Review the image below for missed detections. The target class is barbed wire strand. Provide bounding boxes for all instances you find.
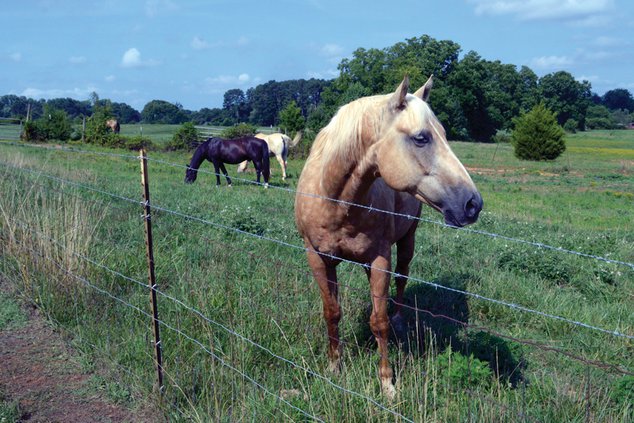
[2,161,632,341]
[1,141,632,270]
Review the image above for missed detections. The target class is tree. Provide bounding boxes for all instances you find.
[165,122,199,151]
[512,103,565,161]
[602,89,634,112]
[586,105,616,129]
[539,71,592,130]
[141,100,188,124]
[223,89,250,123]
[278,101,305,135]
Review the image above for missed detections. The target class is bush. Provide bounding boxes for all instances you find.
[563,119,578,133]
[20,106,71,142]
[512,103,565,161]
[220,123,256,139]
[436,346,493,388]
[165,122,199,151]
[101,134,153,150]
[491,130,511,144]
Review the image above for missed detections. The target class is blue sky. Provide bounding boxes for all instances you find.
[1,0,633,111]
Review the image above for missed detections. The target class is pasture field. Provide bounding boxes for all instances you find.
[0,130,632,422]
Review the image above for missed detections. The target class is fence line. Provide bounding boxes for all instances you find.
[6,206,633,378]
[28,246,324,422]
[2,159,632,343]
[5,216,543,423]
[1,140,632,270]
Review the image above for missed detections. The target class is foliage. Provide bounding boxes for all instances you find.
[165,122,199,151]
[141,100,189,124]
[436,347,493,388]
[223,89,251,123]
[492,130,512,143]
[99,134,154,150]
[84,103,113,145]
[602,88,634,112]
[586,105,616,130]
[610,376,634,408]
[539,71,592,130]
[20,105,71,142]
[563,118,578,133]
[220,123,256,139]
[512,102,566,161]
[278,101,305,135]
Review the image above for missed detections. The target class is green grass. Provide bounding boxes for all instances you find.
[0,129,632,422]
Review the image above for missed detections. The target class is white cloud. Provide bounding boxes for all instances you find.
[9,52,22,62]
[205,73,252,85]
[69,56,86,64]
[105,75,116,82]
[121,48,159,68]
[145,0,178,18]
[321,43,344,57]
[191,36,209,50]
[20,86,98,100]
[470,0,614,22]
[529,55,575,69]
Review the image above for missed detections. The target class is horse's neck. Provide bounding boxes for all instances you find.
[189,146,207,169]
[320,154,376,207]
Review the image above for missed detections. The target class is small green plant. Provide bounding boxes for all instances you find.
[491,129,512,144]
[436,346,493,388]
[220,123,256,139]
[512,102,566,161]
[165,122,199,151]
[563,118,578,133]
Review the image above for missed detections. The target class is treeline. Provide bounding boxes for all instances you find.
[2,34,633,141]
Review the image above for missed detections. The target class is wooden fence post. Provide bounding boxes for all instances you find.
[140,148,164,394]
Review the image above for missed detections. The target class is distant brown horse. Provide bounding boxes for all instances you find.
[105,119,120,134]
[294,76,482,399]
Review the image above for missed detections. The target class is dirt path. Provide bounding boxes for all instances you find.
[0,278,158,423]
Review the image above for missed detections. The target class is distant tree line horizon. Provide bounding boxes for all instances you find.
[2,34,633,141]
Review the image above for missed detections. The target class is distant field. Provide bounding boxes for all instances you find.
[119,123,281,145]
[0,129,632,421]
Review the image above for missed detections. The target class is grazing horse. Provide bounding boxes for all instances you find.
[237,131,302,180]
[294,76,482,399]
[184,136,270,187]
[105,119,120,134]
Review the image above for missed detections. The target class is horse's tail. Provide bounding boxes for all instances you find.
[261,141,271,183]
[288,131,303,148]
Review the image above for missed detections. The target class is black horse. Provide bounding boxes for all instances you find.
[184,136,270,187]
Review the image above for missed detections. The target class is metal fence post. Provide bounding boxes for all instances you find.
[140,148,164,395]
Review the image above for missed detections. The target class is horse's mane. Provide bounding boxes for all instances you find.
[308,95,390,170]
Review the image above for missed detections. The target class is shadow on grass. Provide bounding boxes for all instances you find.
[354,272,526,387]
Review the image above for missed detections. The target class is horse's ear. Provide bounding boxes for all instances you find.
[389,75,410,112]
[414,75,433,102]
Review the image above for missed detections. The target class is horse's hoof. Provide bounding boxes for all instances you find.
[381,380,397,401]
[328,359,341,374]
[264,183,269,189]
[227,184,232,188]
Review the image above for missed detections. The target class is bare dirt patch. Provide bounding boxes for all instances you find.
[0,278,160,423]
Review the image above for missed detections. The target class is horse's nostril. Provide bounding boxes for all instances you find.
[465,195,482,218]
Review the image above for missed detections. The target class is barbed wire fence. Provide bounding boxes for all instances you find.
[0,141,632,421]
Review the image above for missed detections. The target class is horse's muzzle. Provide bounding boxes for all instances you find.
[443,190,483,227]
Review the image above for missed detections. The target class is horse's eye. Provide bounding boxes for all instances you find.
[411,132,431,147]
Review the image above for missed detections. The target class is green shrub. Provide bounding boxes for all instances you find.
[220,123,256,139]
[436,346,493,388]
[492,129,512,144]
[20,106,71,142]
[101,134,153,150]
[165,122,199,151]
[511,103,566,161]
[563,118,578,133]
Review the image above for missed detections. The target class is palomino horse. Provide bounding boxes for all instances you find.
[184,136,270,187]
[105,119,120,134]
[237,131,302,180]
[294,76,482,399]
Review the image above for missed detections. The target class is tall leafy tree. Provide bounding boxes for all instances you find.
[141,100,189,124]
[602,88,634,112]
[539,71,592,130]
[278,100,305,135]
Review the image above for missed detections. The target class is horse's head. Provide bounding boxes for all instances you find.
[184,165,197,183]
[373,76,482,227]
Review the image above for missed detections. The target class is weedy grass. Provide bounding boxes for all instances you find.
[0,130,632,422]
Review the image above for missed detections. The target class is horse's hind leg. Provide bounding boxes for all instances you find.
[218,162,231,186]
[306,246,342,373]
[237,160,249,173]
[212,162,222,185]
[275,154,286,180]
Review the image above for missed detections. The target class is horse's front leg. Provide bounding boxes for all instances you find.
[218,163,231,186]
[212,162,222,185]
[306,245,342,373]
[275,154,286,180]
[392,222,418,333]
[367,253,396,400]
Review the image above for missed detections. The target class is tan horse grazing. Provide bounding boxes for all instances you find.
[294,76,482,399]
[105,119,120,134]
[237,131,302,180]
